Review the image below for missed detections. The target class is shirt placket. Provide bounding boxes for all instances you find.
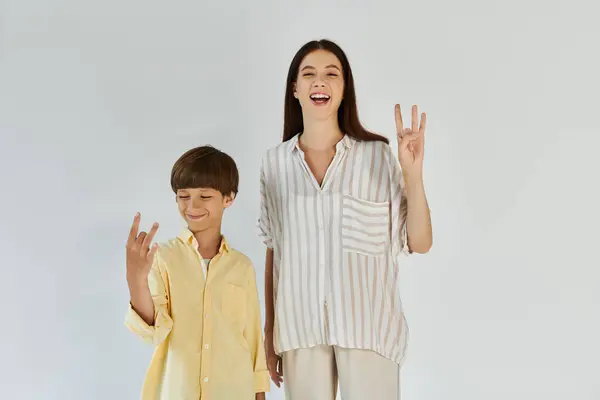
[199,288,212,398]
[316,190,329,342]
[191,238,213,398]
[297,141,346,344]
[325,144,346,343]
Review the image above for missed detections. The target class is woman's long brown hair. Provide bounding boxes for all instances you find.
[282,39,389,144]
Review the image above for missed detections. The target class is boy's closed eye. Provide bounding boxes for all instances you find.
[177,195,212,199]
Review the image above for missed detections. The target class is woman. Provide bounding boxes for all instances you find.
[258,39,432,400]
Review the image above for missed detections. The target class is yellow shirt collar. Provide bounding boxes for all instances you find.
[177,228,231,253]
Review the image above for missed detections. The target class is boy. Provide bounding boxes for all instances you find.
[124,146,269,400]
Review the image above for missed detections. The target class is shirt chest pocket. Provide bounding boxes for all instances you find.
[221,283,246,325]
[341,194,390,257]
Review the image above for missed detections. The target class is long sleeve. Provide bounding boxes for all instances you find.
[124,250,173,346]
[243,265,270,393]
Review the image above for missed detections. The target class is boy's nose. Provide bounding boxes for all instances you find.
[190,198,203,209]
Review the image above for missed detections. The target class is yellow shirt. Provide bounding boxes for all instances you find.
[124,230,270,400]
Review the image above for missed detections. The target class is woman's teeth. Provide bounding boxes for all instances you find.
[310,94,330,104]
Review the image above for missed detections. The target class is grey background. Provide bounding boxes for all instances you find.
[1,0,599,398]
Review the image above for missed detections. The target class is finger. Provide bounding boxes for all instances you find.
[412,105,418,132]
[127,213,141,247]
[278,357,284,378]
[400,128,414,145]
[136,232,147,253]
[142,222,159,250]
[394,104,404,135]
[419,112,427,134]
[405,127,421,142]
[269,361,282,387]
[146,243,159,261]
[138,233,149,256]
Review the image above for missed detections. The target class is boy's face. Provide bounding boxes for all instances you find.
[176,187,234,233]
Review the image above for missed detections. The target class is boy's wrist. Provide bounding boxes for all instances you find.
[127,274,149,294]
[127,272,148,286]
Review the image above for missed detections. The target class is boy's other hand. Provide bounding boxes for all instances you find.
[126,213,159,284]
[264,333,283,387]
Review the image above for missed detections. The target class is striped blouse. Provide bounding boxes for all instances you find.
[258,133,411,365]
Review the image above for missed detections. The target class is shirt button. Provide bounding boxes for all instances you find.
[204,344,209,349]
[203,377,209,382]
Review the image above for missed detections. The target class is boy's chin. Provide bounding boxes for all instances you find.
[186,220,213,232]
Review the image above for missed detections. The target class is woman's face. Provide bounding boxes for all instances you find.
[293,49,345,121]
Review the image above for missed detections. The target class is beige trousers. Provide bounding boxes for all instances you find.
[281,345,400,400]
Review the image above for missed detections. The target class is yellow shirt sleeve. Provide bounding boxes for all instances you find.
[243,265,271,393]
[124,251,173,346]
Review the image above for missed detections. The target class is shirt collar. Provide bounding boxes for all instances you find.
[177,228,231,253]
[287,132,355,153]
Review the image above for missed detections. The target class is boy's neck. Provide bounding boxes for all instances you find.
[191,227,223,259]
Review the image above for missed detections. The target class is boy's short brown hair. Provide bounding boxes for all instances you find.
[170,146,239,196]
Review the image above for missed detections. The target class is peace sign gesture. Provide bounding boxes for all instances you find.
[126,213,159,283]
[395,104,426,176]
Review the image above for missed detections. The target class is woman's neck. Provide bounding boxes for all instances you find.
[300,116,344,151]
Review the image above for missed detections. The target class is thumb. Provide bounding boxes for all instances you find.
[147,243,159,261]
[401,128,420,146]
[400,133,412,149]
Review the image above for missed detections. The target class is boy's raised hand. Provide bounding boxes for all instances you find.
[126,213,159,283]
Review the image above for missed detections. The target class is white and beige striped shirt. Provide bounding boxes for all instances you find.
[258,133,411,365]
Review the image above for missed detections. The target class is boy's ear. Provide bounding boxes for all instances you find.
[223,192,236,208]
